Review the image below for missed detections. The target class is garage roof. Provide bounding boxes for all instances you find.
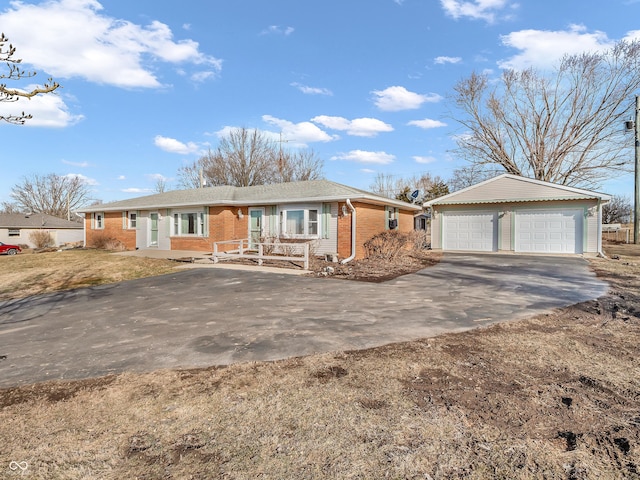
[424,174,611,207]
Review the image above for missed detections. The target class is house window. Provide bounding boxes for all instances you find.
[172,211,206,236]
[129,212,137,229]
[94,212,104,229]
[281,208,319,237]
[385,207,399,230]
[8,229,20,237]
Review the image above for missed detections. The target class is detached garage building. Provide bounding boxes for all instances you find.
[425,174,610,255]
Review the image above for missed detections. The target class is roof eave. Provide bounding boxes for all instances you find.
[79,194,422,213]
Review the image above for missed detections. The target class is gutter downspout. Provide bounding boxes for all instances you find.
[341,199,356,264]
[597,198,607,258]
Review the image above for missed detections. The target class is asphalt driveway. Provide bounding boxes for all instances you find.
[0,254,608,388]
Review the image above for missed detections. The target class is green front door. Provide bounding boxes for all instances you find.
[150,213,159,247]
[249,208,264,248]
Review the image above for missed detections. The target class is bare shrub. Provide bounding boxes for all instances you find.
[260,236,278,255]
[364,231,409,260]
[406,230,430,250]
[90,233,125,251]
[28,229,54,248]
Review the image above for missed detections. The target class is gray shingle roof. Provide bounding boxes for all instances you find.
[79,180,422,212]
[0,213,83,229]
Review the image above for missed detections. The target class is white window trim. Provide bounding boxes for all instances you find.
[171,209,207,237]
[93,212,104,230]
[279,204,321,238]
[128,211,137,229]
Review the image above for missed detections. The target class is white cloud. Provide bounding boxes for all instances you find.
[372,86,442,111]
[62,159,90,168]
[434,56,462,64]
[191,71,217,83]
[121,187,153,193]
[498,25,614,70]
[146,173,169,182]
[154,135,201,155]
[413,156,438,164]
[407,118,447,129]
[311,115,393,137]
[117,175,126,180]
[440,0,515,23]
[0,0,222,88]
[64,173,99,185]
[262,115,337,145]
[331,150,395,165]
[290,83,333,96]
[0,85,84,128]
[261,25,295,36]
[361,168,376,173]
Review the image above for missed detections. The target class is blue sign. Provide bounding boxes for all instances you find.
[410,189,420,199]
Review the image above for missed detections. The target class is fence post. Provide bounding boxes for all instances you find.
[213,242,219,264]
[258,243,263,266]
[304,243,309,270]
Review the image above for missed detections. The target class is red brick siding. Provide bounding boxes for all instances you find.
[337,203,416,260]
[337,202,352,258]
[85,212,136,250]
[398,210,414,233]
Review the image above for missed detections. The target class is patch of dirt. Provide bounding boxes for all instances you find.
[0,375,117,408]
[310,250,441,282]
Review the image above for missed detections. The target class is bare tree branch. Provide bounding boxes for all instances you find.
[450,40,640,189]
[177,128,325,188]
[9,173,93,219]
[0,32,60,125]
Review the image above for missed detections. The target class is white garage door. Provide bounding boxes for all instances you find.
[516,209,583,254]
[443,211,497,251]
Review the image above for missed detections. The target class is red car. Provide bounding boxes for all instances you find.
[0,242,21,255]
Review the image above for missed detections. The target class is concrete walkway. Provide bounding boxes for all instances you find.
[0,254,608,388]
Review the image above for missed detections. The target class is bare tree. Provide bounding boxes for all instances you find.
[275,149,324,183]
[177,128,324,188]
[451,40,640,189]
[369,172,398,198]
[9,173,92,219]
[1,33,60,125]
[602,195,632,224]
[448,164,503,192]
[0,201,24,214]
[370,172,449,202]
[154,177,168,193]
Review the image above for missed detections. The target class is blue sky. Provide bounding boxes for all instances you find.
[1,0,639,204]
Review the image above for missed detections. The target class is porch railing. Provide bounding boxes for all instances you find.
[212,238,310,270]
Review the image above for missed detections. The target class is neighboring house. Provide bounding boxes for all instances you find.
[425,174,610,255]
[0,213,84,248]
[78,180,422,260]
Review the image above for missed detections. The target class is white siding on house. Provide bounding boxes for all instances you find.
[55,229,84,246]
[314,202,338,256]
[0,227,82,247]
[443,176,594,203]
[0,228,24,245]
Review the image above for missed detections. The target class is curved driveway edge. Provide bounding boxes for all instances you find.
[0,254,608,388]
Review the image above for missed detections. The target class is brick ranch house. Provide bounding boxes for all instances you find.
[79,180,422,261]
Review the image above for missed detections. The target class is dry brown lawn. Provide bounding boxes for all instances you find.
[0,249,178,301]
[1,245,639,479]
